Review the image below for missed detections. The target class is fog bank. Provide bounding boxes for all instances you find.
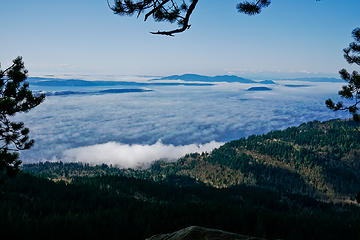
[62,140,223,169]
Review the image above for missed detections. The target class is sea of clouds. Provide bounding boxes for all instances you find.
[15,77,347,168]
[62,140,223,168]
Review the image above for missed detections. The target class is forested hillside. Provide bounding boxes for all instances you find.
[1,172,359,240]
[4,119,360,239]
[24,119,360,201]
[137,119,360,201]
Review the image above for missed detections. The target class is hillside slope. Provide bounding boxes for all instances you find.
[17,119,360,239]
[133,119,360,201]
[23,119,360,201]
[2,172,359,240]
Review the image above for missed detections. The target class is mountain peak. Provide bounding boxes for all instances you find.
[158,74,255,83]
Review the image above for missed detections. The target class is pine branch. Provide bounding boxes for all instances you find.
[150,0,198,36]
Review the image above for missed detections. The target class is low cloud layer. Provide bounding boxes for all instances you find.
[62,141,223,169]
[17,80,347,163]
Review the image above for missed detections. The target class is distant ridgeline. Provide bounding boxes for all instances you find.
[24,119,360,201]
[28,77,214,87]
[154,74,342,83]
[156,74,256,83]
[247,87,272,91]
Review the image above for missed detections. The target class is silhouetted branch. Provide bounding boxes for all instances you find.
[150,0,198,36]
[109,0,272,36]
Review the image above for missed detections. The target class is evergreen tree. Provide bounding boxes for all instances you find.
[0,57,45,178]
[108,0,271,36]
[326,28,360,121]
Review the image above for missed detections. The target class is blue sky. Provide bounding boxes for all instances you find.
[1,0,360,77]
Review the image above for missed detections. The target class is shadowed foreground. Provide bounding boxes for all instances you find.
[147,226,264,240]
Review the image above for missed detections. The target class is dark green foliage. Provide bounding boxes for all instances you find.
[237,0,271,15]
[109,0,271,35]
[23,161,125,179]
[0,57,45,178]
[23,119,360,201]
[105,119,359,200]
[206,120,360,196]
[326,28,360,121]
[18,119,360,238]
[208,148,255,172]
[1,172,359,240]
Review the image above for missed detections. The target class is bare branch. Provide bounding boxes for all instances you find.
[150,0,198,36]
[144,0,170,21]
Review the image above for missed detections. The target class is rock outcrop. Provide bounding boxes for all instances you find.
[146,226,265,240]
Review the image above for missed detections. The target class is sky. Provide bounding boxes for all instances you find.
[1,0,360,77]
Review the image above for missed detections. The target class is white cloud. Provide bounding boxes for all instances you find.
[62,140,223,169]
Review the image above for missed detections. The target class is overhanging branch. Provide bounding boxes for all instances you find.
[150,0,198,36]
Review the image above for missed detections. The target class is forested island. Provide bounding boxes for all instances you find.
[247,87,272,91]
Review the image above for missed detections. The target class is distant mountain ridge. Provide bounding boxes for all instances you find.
[156,74,342,83]
[156,74,256,83]
[258,80,276,84]
[28,77,213,87]
[280,77,343,82]
[34,88,152,96]
[284,84,311,88]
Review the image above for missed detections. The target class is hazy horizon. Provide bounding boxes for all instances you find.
[16,75,348,168]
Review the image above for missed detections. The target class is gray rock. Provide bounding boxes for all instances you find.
[146,226,266,240]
